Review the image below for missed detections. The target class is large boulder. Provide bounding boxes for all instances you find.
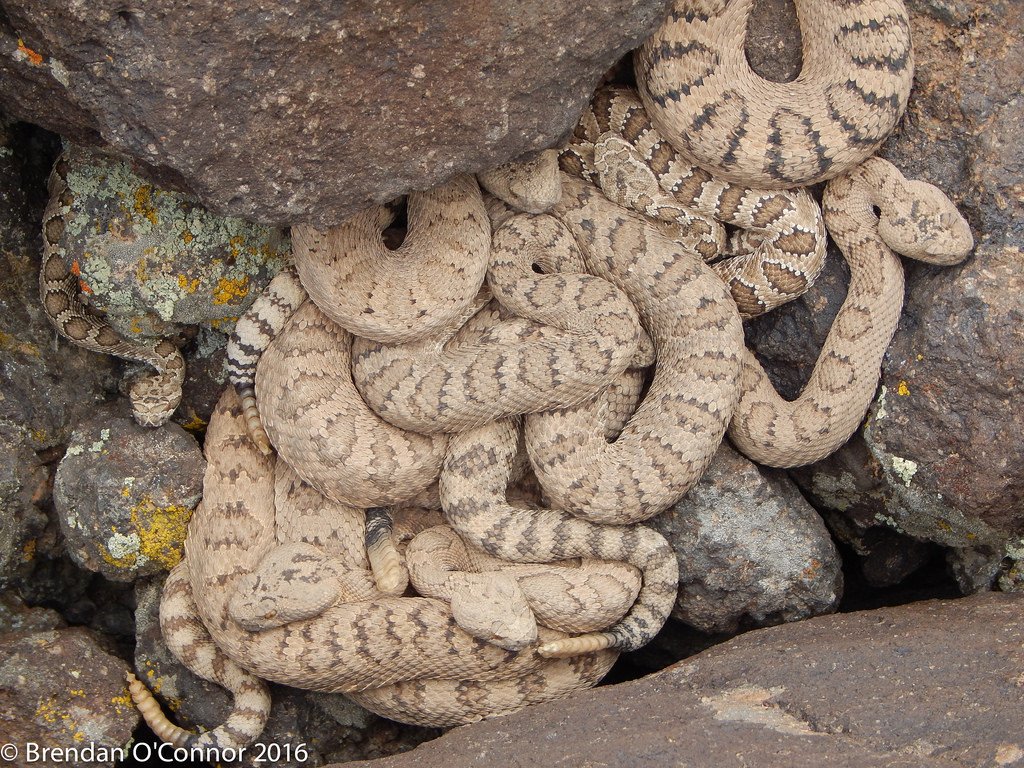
[0,0,673,225]
[329,594,1024,768]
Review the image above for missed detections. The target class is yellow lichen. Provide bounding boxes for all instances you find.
[897,380,910,396]
[132,496,193,569]
[22,539,36,562]
[34,697,81,738]
[177,273,200,293]
[110,691,135,714]
[212,275,250,305]
[209,316,239,330]
[227,235,245,258]
[133,185,159,225]
[99,495,193,571]
[135,258,149,285]
[179,413,208,433]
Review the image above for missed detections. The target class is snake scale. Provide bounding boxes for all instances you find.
[126,0,973,753]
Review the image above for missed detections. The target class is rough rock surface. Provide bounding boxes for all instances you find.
[133,577,440,767]
[53,407,204,581]
[651,443,842,633]
[0,119,119,454]
[332,594,1024,768]
[0,0,673,225]
[49,143,289,339]
[0,591,63,633]
[742,0,1023,592]
[0,624,138,766]
[0,425,47,589]
[172,325,230,434]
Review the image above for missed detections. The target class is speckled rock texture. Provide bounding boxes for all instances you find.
[651,443,843,633]
[0,120,119,453]
[0,425,47,589]
[173,325,230,433]
[52,406,203,581]
[332,594,1024,768]
[0,0,673,226]
[0,624,138,766]
[48,143,289,339]
[743,0,1024,593]
[133,577,441,767]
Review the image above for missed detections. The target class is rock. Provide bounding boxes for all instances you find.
[890,0,1023,248]
[173,325,230,434]
[330,593,1024,768]
[53,407,203,581]
[0,591,64,633]
[0,624,138,766]
[133,577,440,767]
[823,511,937,589]
[0,119,120,453]
[796,244,1024,591]
[0,425,48,589]
[0,0,673,225]
[47,143,289,339]
[651,443,842,633]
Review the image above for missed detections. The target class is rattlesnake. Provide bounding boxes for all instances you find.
[40,153,185,426]
[562,85,827,318]
[728,156,973,466]
[131,389,622,750]
[130,0,977,750]
[635,0,914,188]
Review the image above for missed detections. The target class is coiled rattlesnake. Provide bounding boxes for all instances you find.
[635,0,914,188]
[128,0,975,752]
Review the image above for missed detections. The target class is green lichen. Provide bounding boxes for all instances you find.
[56,144,290,333]
[889,456,918,487]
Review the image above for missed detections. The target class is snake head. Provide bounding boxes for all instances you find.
[228,543,342,631]
[878,180,974,266]
[450,573,538,651]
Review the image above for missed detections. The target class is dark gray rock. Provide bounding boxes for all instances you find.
[133,577,441,768]
[0,119,120,453]
[48,143,289,339]
[53,407,203,581]
[173,325,230,434]
[0,0,673,226]
[0,426,48,589]
[330,594,1024,768]
[652,443,842,634]
[796,244,1024,591]
[0,625,138,767]
[0,591,64,633]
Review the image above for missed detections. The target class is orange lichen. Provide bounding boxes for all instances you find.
[177,274,200,293]
[211,275,250,305]
[17,38,44,66]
